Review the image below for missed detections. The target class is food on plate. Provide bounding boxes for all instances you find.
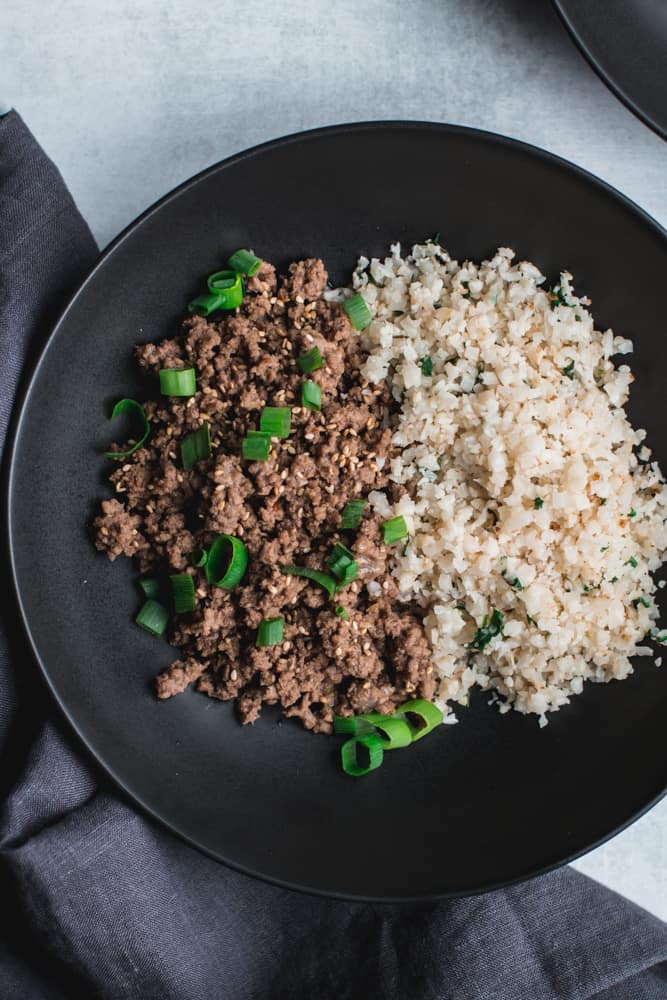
[94,241,666,746]
[353,240,667,723]
[95,251,436,737]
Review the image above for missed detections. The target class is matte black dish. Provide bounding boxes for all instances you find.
[7,123,667,901]
[553,0,667,139]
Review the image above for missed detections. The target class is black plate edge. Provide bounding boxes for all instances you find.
[5,119,667,902]
[551,0,667,141]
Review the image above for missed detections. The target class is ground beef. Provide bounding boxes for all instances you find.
[94,257,434,732]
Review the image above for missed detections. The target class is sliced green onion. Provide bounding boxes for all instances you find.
[190,548,208,568]
[361,713,412,750]
[334,605,349,621]
[301,380,321,411]
[159,367,197,397]
[206,270,244,309]
[341,499,366,530]
[334,715,375,736]
[625,556,638,568]
[420,356,433,376]
[242,431,271,461]
[343,293,372,331]
[104,398,150,459]
[227,249,263,276]
[327,542,355,577]
[633,596,651,609]
[394,699,444,742]
[139,577,161,600]
[181,422,211,470]
[340,734,384,776]
[260,406,292,439]
[256,616,284,647]
[281,566,337,598]
[383,515,409,544]
[188,293,227,317]
[206,535,248,589]
[135,599,169,637]
[170,573,197,613]
[297,346,323,374]
[337,563,358,587]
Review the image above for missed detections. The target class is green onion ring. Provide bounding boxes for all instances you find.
[139,577,161,600]
[170,573,197,614]
[206,269,244,308]
[256,616,284,647]
[340,499,366,530]
[297,346,323,374]
[135,599,169,637]
[281,566,337,598]
[181,422,211,470]
[103,398,150,459]
[205,535,248,589]
[394,699,444,742]
[159,367,197,397]
[260,406,292,439]
[359,713,412,749]
[340,734,384,776]
[343,293,372,331]
[301,380,321,411]
[227,249,264,276]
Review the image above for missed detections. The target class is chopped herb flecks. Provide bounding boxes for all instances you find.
[633,596,650,609]
[420,356,433,377]
[469,609,505,652]
[629,509,637,518]
[625,556,638,568]
[562,360,575,379]
[650,629,667,645]
[549,285,575,309]
[534,497,544,510]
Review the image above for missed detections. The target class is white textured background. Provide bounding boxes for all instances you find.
[2,0,666,918]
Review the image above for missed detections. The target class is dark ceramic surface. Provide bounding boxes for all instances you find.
[7,122,667,900]
[553,0,667,139]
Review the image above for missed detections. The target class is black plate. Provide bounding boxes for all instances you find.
[7,123,667,901]
[553,0,667,139]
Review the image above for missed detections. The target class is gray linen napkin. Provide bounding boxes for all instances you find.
[1,109,666,1000]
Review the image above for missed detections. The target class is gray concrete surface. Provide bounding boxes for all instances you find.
[2,0,665,918]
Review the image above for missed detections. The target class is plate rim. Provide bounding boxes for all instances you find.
[5,119,667,902]
[551,0,667,141]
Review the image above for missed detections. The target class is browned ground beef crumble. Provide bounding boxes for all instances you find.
[94,258,434,732]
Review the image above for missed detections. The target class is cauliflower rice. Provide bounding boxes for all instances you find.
[348,241,667,723]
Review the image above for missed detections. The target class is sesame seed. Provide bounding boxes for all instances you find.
[231,669,238,681]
